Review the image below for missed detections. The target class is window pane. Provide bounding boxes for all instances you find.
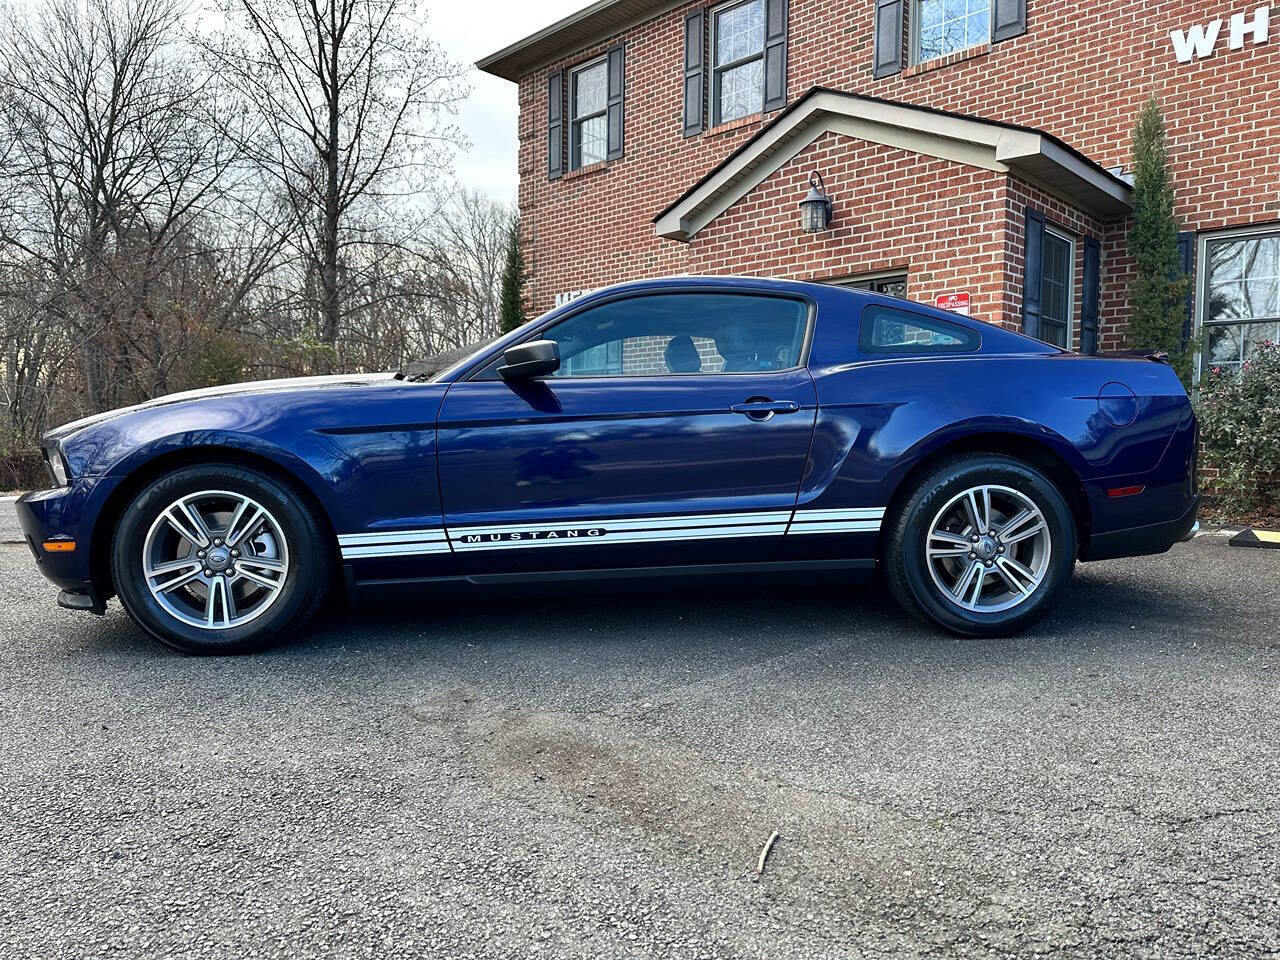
[1040,319,1068,349]
[918,26,944,59]
[1039,232,1073,348]
[717,59,764,122]
[916,0,989,60]
[545,293,807,377]
[1206,320,1280,375]
[572,61,607,119]
[563,340,621,376]
[966,11,988,45]
[846,275,909,298]
[715,0,764,65]
[859,305,979,353]
[1206,233,1280,323]
[575,114,608,167]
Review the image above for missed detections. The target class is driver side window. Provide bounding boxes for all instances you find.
[544,292,808,377]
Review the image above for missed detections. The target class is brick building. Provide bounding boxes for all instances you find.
[479,0,1280,372]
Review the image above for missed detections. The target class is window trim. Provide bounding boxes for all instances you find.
[1039,225,1076,350]
[464,288,817,382]
[909,0,992,66]
[857,303,981,356]
[1194,222,1280,381]
[569,55,608,171]
[709,0,767,126]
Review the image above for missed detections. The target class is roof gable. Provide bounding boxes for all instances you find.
[654,89,1133,242]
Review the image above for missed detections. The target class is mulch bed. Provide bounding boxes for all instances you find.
[1199,494,1280,531]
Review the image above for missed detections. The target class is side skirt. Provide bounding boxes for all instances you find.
[345,558,875,603]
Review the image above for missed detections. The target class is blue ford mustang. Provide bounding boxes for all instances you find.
[18,277,1199,653]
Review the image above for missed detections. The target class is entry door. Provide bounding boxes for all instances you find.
[435,291,818,573]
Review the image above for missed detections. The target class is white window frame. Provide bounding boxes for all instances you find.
[1040,226,1076,350]
[709,0,766,126]
[1195,222,1280,382]
[910,0,992,65]
[569,56,608,171]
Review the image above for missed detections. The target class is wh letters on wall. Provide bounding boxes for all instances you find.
[1170,4,1271,62]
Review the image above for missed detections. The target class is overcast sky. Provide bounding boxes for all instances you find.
[432,0,586,203]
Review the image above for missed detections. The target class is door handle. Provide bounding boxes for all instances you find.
[730,398,800,420]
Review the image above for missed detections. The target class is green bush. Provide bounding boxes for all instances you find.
[498,216,526,334]
[1197,338,1280,512]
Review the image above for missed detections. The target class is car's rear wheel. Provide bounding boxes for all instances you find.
[111,463,333,654]
[884,454,1077,637]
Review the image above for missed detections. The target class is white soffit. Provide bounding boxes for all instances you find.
[653,91,1133,242]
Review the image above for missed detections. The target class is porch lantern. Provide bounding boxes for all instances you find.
[799,171,833,233]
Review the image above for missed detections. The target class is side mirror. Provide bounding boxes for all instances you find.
[498,339,560,380]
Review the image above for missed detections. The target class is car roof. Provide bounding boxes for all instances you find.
[564,275,1058,353]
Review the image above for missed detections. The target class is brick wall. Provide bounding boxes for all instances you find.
[513,0,1280,334]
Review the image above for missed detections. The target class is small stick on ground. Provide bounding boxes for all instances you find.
[756,830,780,875]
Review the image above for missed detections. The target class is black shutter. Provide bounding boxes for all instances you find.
[683,10,705,137]
[1081,235,1101,354]
[1021,207,1046,340]
[606,44,625,161]
[547,70,564,180]
[763,0,788,111]
[873,0,904,78]
[991,0,1027,42]
[1177,231,1196,346]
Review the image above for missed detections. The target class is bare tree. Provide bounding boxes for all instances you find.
[202,0,466,371]
[0,0,236,411]
[417,187,510,352]
[0,0,506,460]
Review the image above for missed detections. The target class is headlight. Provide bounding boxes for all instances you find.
[44,445,70,487]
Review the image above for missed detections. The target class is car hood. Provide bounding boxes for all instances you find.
[44,372,400,444]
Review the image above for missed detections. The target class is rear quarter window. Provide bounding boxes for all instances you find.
[859,305,980,355]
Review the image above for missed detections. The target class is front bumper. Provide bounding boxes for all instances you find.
[16,477,118,602]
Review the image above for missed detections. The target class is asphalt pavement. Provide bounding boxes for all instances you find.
[0,510,1277,959]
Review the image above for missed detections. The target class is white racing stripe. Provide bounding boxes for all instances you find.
[450,511,793,538]
[338,528,451,559]
[340,541,453,558]
[451,523,788,552]
[787,520,882,535]
[788,506,885,536]
[337,530,448,546]
[339,506,885,558]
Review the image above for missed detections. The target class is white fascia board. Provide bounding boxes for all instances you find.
[997,132,1133,214]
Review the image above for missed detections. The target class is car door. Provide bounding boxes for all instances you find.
[435,290,819,574]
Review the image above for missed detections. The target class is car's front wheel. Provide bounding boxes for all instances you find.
[884,454,1077,637]
[111,463,333,654]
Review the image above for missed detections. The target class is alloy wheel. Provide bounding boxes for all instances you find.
[141,490,290,630]
[924,484,1051,613]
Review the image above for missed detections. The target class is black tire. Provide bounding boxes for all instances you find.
[883,453,1077,637]
[111,463,333,654]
